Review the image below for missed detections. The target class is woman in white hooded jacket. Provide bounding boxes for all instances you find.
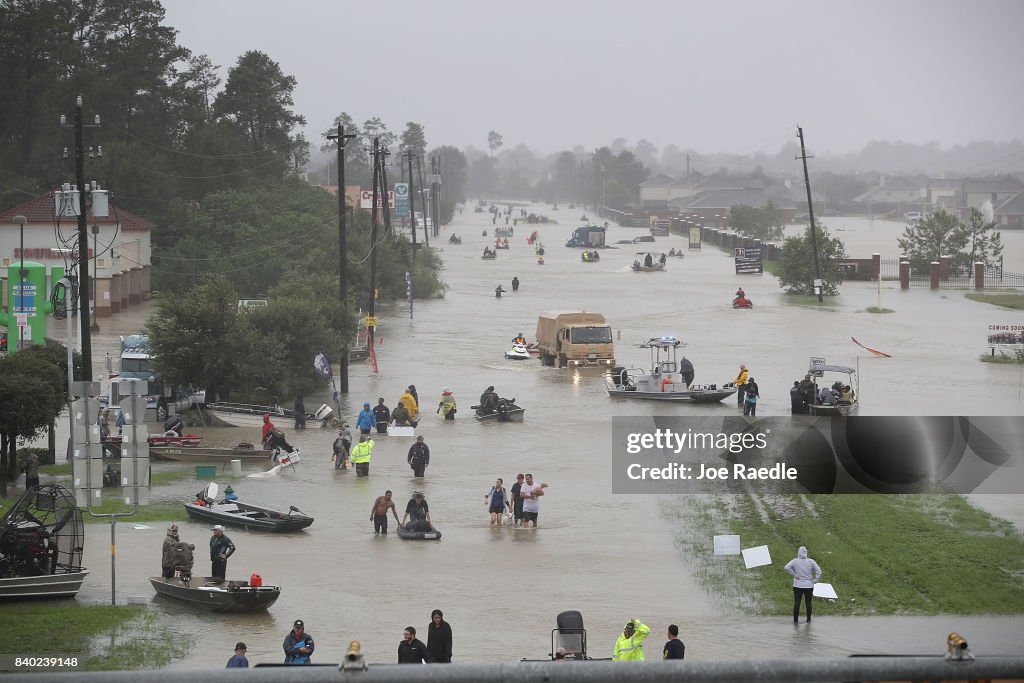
[784,545,822,623]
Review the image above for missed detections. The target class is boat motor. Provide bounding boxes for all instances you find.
[343,640,366,671]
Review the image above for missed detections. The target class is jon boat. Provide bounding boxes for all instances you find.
[396,524,442,540]
[605,336,736,403]
[204,401,332,429]
[149,575,281,612]
[494,242,510,249]
[806,356,859,416]
[631,252,666,272]
[183,483,312,532]
[473,400,526,422]
[0,485,89,600]
[150,444,272,462]
[481,252,497,260]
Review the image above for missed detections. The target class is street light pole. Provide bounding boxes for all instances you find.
[14,215,26,351]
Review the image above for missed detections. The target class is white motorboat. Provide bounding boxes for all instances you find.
[505,343,531,360]
[605,336,736,403]
[805,357,859,416]
[205,402,333,428]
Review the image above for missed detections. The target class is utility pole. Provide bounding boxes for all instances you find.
[367,138,381,366]
[381,146,393,241]
[416,156,430,247]
[60,96,101,380]
[405,151,419,259]
[796,126,824,303]
[431,156,441,238]
[326,124,356,393]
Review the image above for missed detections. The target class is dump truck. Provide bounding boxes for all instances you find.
[535,311,614,368]
[565,225,606,248]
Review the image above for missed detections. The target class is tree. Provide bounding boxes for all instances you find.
[0,347,68,494]
[963,208,1003,269]
[146,275,246,400]
[321,112,370,185]
[729,203,785,241]
[897,209,1004,272]
[214,50,306,155]
[487,130,503,157]
[896,211,968,272]
[362,117,395,152]
[429,145,468,202]
[778,225,848,296]
[399,122,427,156]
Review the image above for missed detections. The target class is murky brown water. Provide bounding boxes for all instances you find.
[30,204,1024,666]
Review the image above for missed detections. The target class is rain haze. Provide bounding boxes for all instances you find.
[163,0,1024,156]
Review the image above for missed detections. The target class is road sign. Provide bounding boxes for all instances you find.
[734,247,763,275]
[394,183,410,218]
[365,315,379,328]
[13,282,36,313]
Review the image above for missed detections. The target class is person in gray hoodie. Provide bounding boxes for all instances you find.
[784,545,822,623]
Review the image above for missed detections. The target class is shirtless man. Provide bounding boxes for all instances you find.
[370,490,402,535]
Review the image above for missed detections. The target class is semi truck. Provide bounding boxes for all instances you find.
[535,311,615,368]
[565,225,606,248]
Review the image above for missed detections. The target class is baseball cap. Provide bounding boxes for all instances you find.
[168,524,178,532]
[293,620,304,629]
[211,524,225,531]
[235,642,247,650]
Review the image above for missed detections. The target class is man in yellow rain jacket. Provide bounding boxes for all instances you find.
[612,619,650,661]
[399,389,419,426]
[733,363,749,407]
[350,436,374,477]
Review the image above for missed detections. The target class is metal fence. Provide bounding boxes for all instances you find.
[10,656,1024,683]
[880,257,1024,290]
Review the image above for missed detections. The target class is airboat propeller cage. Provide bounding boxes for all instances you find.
[0,485,86,579]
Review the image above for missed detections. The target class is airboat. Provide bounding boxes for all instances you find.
[0,485,88,599]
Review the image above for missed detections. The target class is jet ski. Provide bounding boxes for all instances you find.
[505,343,531,360]
[732,296,754,309]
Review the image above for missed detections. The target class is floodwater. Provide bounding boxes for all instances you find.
[32,204,1024,666]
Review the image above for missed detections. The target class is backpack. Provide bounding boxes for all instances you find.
[489,486,506,507]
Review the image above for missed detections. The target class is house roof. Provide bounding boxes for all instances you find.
[669,188,797,211]
[928,177,1024,193]
[877,175,922,190]
[995,191,1024,216]
[639,173,676,187]
[671,175,765,191]
[0,193,156,231]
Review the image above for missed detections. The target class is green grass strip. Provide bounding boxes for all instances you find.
[0,604,191,670]
[965,293,1024,310]
[665,494,1024,616]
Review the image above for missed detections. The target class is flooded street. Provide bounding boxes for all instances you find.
[44,203,1024,665]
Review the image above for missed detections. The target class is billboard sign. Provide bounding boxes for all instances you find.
[734,247,763,274]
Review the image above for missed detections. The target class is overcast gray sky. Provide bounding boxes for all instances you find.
[163,0,1024,156]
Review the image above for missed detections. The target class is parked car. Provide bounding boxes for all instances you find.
[903,211,923,223]
[633,235,655,243]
